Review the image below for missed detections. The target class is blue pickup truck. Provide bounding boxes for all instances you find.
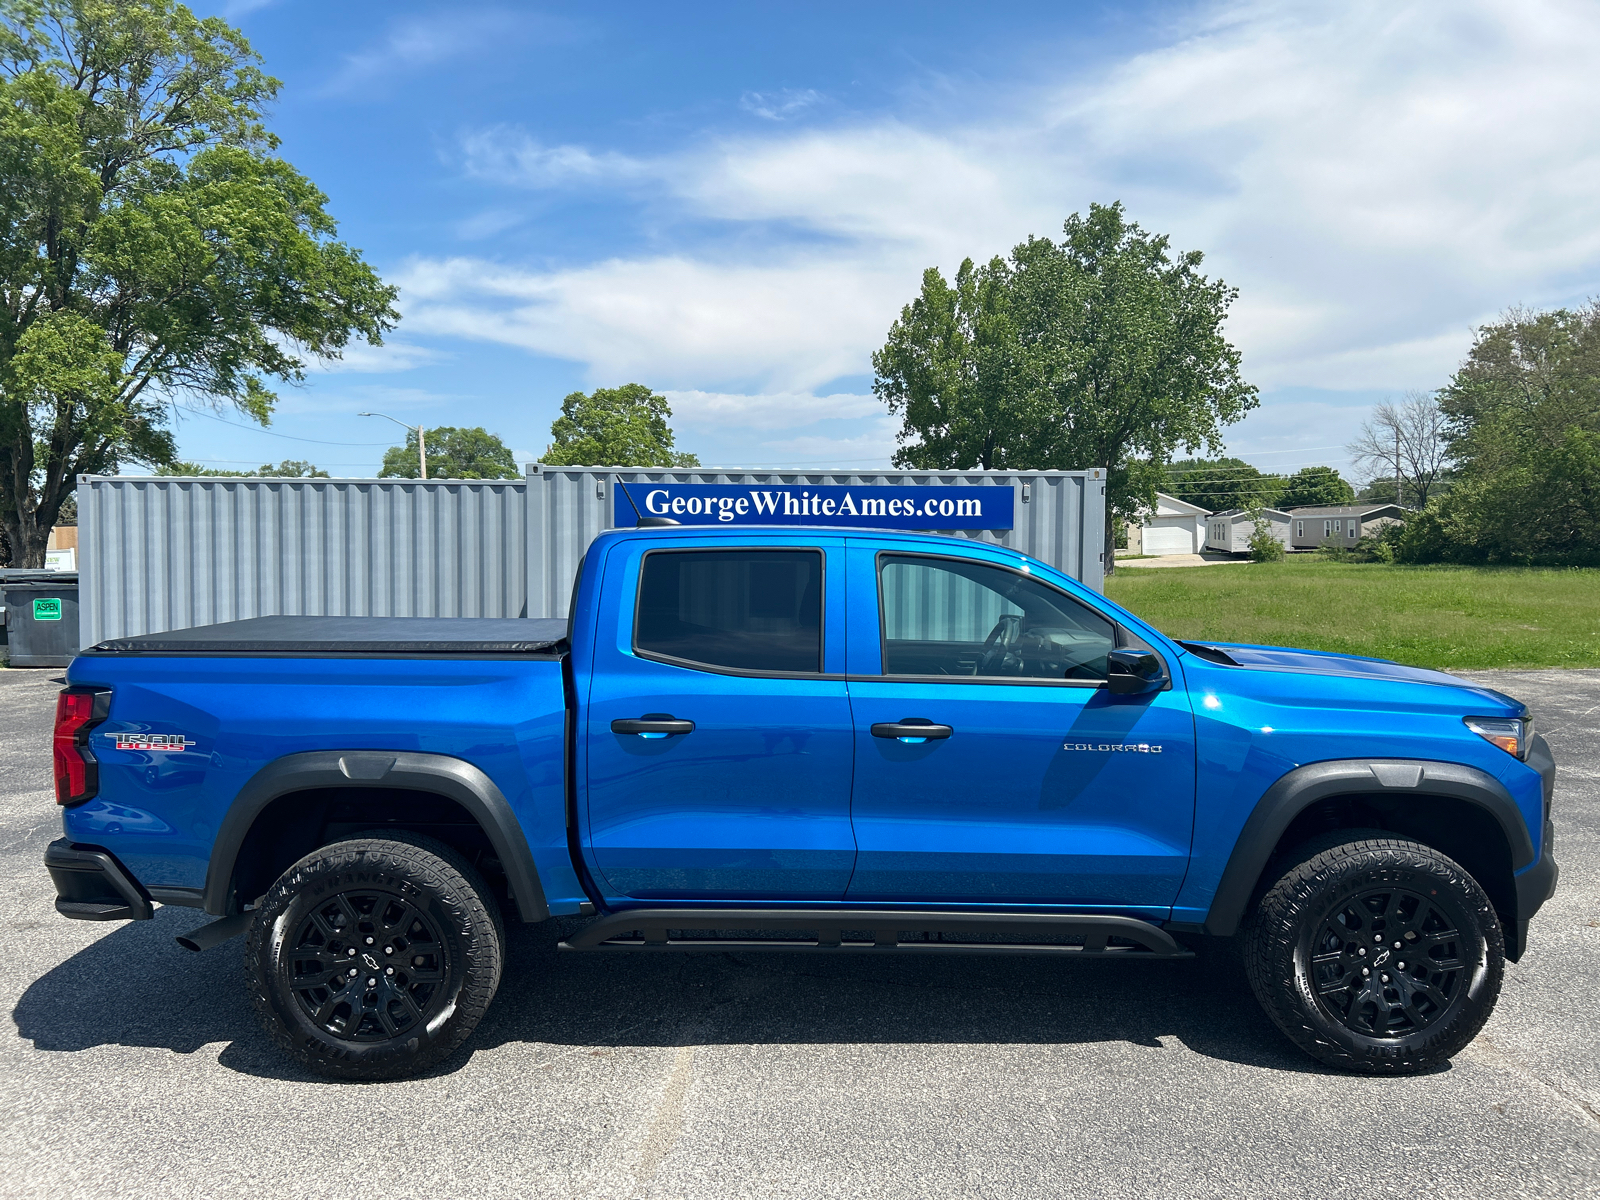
[45,524,1557,1079]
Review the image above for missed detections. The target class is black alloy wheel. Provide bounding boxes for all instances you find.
[1308,884,1466,1039]
[288,888,450,1042]
[1244,833,1504,1074]
[247,832,504,1080]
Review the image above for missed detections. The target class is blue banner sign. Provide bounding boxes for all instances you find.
[616,483,1015,530]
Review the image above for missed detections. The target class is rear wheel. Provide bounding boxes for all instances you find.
[246,832,504,1080]
[1244,834,1503,1073]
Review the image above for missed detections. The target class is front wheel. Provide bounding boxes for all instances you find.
[246,833,504,1080]
[1244,834,1503,1073]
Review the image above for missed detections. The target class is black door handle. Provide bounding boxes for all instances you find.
[870,719,953,741]
[611,716,695,738]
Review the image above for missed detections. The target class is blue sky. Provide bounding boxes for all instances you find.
[175,0,1600,480]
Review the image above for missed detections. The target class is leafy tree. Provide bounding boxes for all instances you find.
[1356,477,1401,504]
[1277,465,1355,509]
[1247,511,1285,561]
[0,1,397,565]
[1397,304,1600,565]
[1438,304,1600,470]
[874,203,1258,564]
[1163,456,1282,512]
[154,458,327,477]
[379,426,520,479]
[542,383,699,467]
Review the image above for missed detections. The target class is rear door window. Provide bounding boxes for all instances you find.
[634,549,823,673]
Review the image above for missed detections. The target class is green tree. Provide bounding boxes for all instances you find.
[542,383,699,467]
[1248,511,1285,561]
[379,426,520,479]
[1398,304,1600,565]
[0,1,397,565]
[1277,465,1355,509]
[1163,456,1283,512]
[154,458,327,477]
[874,203,1257,564]
[1439,304,1600,471]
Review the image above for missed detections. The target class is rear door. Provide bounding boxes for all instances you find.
[843,543,1196,915]
[582,536,856,900]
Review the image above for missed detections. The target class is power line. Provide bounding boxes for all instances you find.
[173,406,399,447]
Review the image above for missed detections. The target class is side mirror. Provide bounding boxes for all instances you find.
[1106,648,1168,695]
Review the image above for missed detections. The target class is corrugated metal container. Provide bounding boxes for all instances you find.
[527,467,1105,620]
[78,466,1104,647]
[78,476,526,647]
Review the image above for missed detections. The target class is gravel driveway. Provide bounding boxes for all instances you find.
[2,666,1596,1199]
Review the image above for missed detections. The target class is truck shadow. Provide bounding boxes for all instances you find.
[12,908,1359,1081]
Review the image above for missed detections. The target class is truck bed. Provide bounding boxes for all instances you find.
[83,615,569,656]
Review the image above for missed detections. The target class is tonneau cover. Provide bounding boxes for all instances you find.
[86,615,568,656]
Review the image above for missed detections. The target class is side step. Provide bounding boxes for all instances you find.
[558,908,1192,958]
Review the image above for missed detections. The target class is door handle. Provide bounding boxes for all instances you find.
[611,716,695,738]
[870,719,953,743]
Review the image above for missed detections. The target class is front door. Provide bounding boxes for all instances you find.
[584,540,856,900]
[845,547,1195,914]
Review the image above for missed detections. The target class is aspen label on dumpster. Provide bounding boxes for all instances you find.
[615,483,1015,531]
[32,598,62,621]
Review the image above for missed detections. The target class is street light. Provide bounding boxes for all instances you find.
[359,412,426,480]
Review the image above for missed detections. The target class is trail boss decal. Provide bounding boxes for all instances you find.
[1063,741,1163,753]
[111,733,196,752]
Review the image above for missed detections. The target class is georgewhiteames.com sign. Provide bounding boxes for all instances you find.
[615,482,1015,531]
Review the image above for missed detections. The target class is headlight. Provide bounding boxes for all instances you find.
[1464,715,1533,760]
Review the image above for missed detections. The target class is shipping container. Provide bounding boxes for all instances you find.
[76,466,1105,648]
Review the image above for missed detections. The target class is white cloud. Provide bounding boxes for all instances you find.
[410,0,1600,425]
[458,128,645,189]
[272,384,460,418]
[327,11,572,94]
[740,88,824,121]
[306,340,445,375]
[748,422,902,467]
[396,255,902,393]
[666,390,881,431]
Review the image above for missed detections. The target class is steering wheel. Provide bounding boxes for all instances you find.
[977,614,1023,675]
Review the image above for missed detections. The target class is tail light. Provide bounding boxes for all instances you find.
[54,688,110,805]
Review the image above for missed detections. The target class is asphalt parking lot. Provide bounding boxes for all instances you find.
[2,668,1597,1199]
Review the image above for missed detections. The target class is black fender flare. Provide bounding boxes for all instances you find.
[202,750,549,922]
[1202,758,1534,937]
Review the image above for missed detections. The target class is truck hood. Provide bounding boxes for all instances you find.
[1183,640,1526,715]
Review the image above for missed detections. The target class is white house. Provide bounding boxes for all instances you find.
[1134,492,1210,555]
[1204,508,1291,554]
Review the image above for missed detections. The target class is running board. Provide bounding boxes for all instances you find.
[558,908,1192,958]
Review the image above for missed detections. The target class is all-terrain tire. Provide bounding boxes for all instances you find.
[246,832,504,1080]
[1243,833,1503,1074]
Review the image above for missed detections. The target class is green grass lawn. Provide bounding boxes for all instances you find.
[1104,558,1600,670]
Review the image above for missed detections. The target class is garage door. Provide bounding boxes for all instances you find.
[1143,522,1194,555]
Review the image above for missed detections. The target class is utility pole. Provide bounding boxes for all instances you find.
[1395,427,1402,507]
[360,412,428,479]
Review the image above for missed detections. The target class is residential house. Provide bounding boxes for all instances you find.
[1204,508,1290,554]
[1286,504,1407,551]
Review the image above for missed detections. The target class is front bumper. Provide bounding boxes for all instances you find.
[1508,734,1560,961]
[45,839,153,921]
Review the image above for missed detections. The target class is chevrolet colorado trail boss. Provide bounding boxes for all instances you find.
[44,525,1557,1079]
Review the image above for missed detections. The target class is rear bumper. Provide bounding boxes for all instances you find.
[45,839,153,921]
